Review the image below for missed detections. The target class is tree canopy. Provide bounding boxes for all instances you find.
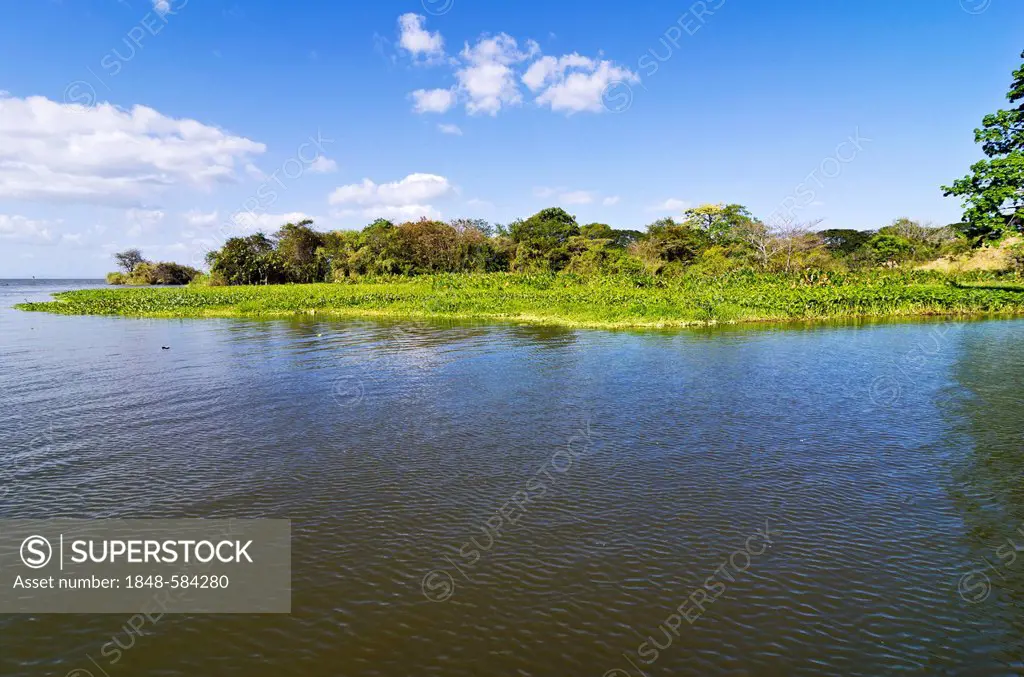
[943,49,1024,241]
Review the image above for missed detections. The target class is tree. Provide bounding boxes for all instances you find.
[274,219,325,283]
[683,203,756,243]
[208,233,284,285]
[509,208,579,249]
[867,233,913,264]
[637,218,709,266]
[114,248,146,273]
[733,217,821,270]
[774,218,823,272]
[942,49,1024,241]
[580,223,614,240]
[818,229,874,255]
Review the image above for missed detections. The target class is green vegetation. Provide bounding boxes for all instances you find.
[943,49,1024,241]
[23,49,1024,329]
[17,271,1024,329]
[108,248,200,286]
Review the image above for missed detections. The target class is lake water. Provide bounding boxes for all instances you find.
[2,279,1024,676]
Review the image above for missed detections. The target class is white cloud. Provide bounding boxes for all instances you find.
[456,34,538,115]
[0,214,54,244]
[465,198,494,210]
[308,156,338,173]
[534,60,640,114]
[231,211,314,232]
[603,195,621,206]
[560,190,594,205]
[334,204,443,222]
[329,173,453,223]
[438,123,463,135]
[522,53,595,91]
[398,13,444,60]
[0,94,266,206]
[184,209,219,227]
[533,186,561,198]
[411,88,456,114]
[329,173,453,207]
[394,14,635,117]
[649,199,691,212]
[126,208,165,237]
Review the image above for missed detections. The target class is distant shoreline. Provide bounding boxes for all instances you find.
[15,272,1024,330]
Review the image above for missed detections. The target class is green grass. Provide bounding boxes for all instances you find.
[15,271,1024,329]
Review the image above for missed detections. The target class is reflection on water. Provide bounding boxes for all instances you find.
[2,280,1024,676]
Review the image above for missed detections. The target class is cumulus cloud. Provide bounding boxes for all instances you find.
[329,173,453,222]
[603,196,621,206]
[334,204,443,222]
[438,123,463,135]
[411,88,456,114]
[308,156,338,173]
[522,53,595,91]
[398,13,444,60]
[329,173,453,207]
[231,211,315,232]
[395,15,636,116]
[534,60,640,114]
[457,34,539,115]
[649,199,691,212]
[0,94,266,206]
[0,214,54,244]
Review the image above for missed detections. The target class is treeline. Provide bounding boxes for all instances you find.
[199,205,986,286]
[108,248,200,285]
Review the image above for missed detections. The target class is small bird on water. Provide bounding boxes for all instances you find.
[161,346,170,350]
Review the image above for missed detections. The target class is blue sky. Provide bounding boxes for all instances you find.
[0,0,1021,277]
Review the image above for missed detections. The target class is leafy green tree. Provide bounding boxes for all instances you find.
[943,49,1024,241]
[208,233,285,285]
[818,229,874,255]
[509,208,579,249]
[114,248,146,273]
[580,223,614,239]
[274,219,326,283]
[637,218,709,267]
[867,233,913,264]
[683,203,756,243]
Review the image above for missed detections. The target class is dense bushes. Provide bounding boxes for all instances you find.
[108,249,199,285]
[191,205,1014,287]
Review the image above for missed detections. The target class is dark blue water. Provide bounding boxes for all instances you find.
[2,279,1024,676]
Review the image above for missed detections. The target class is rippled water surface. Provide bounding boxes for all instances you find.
[3,279,1024,677]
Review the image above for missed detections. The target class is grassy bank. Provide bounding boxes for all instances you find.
[15,271,1024,329]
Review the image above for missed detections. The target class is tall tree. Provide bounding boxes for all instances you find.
[114,248,146,273]
[943,49,1024,241]
[274,219,325,283]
